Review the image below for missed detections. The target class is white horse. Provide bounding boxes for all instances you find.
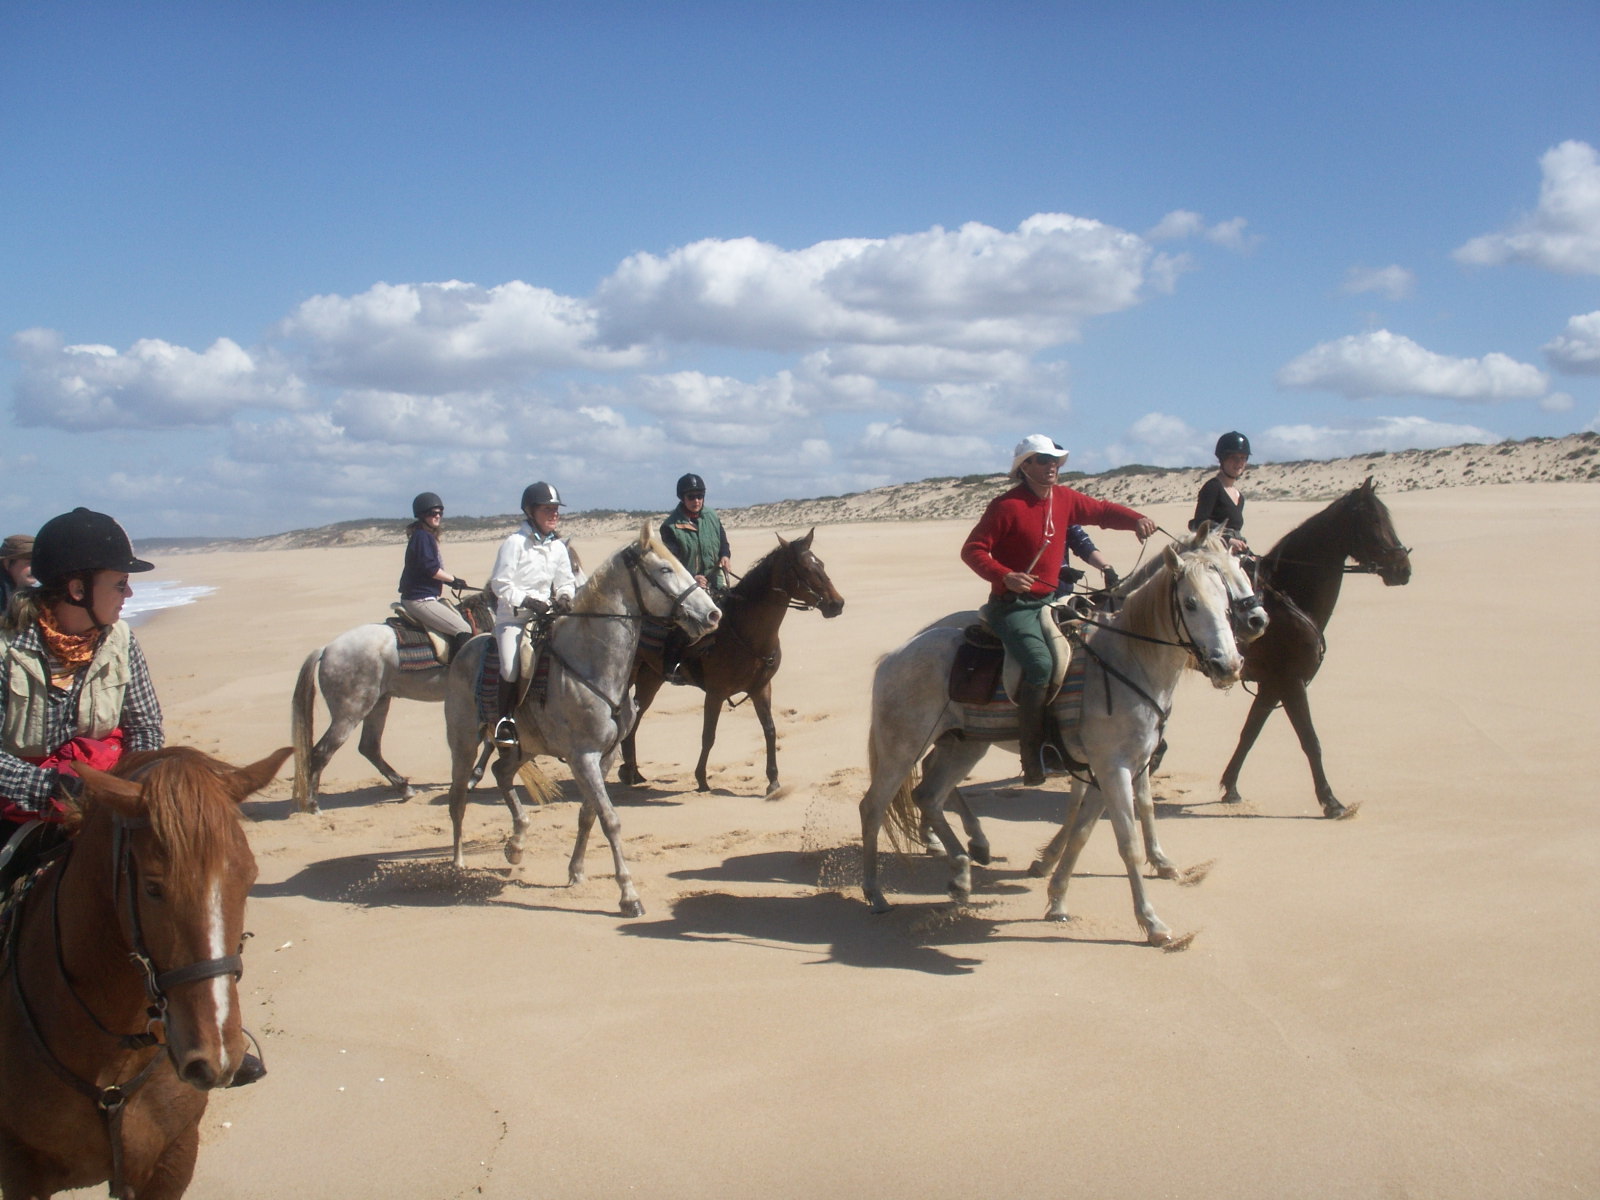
[441,521,721,917]
[290,590,495,812]
[859,529,1266,947]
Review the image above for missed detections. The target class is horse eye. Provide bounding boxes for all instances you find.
[1183,597,1198,611]
[143,880,165,900]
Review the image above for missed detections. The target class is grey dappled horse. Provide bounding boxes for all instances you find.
[859,529,1266,947]
[441,521,721,917]
[291,590,494,813]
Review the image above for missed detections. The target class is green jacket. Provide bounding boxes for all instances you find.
[659,505,730,594]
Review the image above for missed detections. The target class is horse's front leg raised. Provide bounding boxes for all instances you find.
[490,749,530,865]
[566,751,643,916]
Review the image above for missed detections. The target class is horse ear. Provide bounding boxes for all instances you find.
[775,532,789,548]
[1362,475,1375,492]
[73,764,145,820]
[1163,544,1183,574]
[637,518,653,548]
[1191,520,1214,546]
[798,527,816,550]
[222,747,293,805]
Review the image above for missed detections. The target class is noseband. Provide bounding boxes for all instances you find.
[620,545,710,623]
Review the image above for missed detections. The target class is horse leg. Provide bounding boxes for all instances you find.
[912,740,985,901]
[751,682,779,795]
[619,669,663,787]
[567,752,643,916]
[1032,778,1088,878]
[1044,784,1104,920]
[1100,767,1174,945]
[1277,680,1345,817]
[1220,685,1280,803]
[946,787,991,866]
[356,696,413,800]
[567,800,596,886]
[490,750,530,866]
[694,693,724,793]
[1135,767,1178,878]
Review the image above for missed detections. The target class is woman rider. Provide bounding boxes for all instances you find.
[1191,431,1251,553]
[962,436,1155,785]
[487,483,577,748]
[398,491,474,658]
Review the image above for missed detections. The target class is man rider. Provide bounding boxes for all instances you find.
[657,473,730,684]
[961,436,1155,785]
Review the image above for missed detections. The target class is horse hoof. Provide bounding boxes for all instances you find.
[968,842,992,867]
[1044,907,1069,922]
[946,886,970,904]
[1147,927,1174,947]
[1220,786,1242,804]
[620,898,644,918]
[1325,799,1359,820]
[504,844,523,866]
[866,892,891,914]
[1154,864,1180,881]
[1027,860,1049,878]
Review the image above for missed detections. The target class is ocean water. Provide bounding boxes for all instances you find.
[124,579,216,626]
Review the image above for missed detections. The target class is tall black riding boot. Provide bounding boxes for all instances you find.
[493,679,519,747]
[1015,680,1051,786]
[447,630,473,663]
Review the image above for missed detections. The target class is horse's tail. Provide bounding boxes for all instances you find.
[867,697,923,853]
[290,648,322,811]
[515,760,560,806]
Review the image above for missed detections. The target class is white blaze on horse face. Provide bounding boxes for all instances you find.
[205,873,234,1071]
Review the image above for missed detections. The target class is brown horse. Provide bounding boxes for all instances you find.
[1220,478,1411,817]
[0,745,290,1200]
[619,529,845,795]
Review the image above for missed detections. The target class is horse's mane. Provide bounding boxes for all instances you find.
[1113,530,1229,637]
[111,747,246,906]
[1262,481,1391,566]
[726,543,784,602]
[570,528,679,615]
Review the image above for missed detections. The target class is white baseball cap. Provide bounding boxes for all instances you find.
[1009,434,1069,479]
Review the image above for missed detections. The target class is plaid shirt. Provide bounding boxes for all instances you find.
[0,622,164,813]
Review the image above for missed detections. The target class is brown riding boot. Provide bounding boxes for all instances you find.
[1015,680,1051,786]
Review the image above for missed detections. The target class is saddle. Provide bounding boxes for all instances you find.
[386,594,483,669]
[947,598,1081,705]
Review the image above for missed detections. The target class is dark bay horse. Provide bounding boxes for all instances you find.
[619,529,844,795]
[291,589,495,812]
[1220,477,1411,817]
[0,745,290,1200]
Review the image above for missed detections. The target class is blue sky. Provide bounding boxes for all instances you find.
[3,2,1597,538]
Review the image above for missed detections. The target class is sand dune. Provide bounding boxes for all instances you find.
[103,477,1598,1198]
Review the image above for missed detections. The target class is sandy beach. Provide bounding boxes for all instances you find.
[113,475,1597,1199]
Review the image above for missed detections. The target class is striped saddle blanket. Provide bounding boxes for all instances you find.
[959,655,1087,743]
[387,619,444,671]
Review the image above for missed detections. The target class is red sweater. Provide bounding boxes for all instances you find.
[962,484,1146,598]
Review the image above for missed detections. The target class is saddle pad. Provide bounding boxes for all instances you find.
[960,656,1087,742]
[949,640,1003,704]
[387,619,442,672]
[476,641,501,725]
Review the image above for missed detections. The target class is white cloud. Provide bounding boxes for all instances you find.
[1543,311,1600,374]
[1098,412,1214,468]
[1276,330,1548,402]
[1258,416,1499,460]
[10,327,306,430]
[1540,392,1575,413]
[331,389,512,448]
[1147,210,1255,250]
[1453,140,1600,275]
[595,214,1176,353]
[278,280,651,392]
[1342,265,1415,301]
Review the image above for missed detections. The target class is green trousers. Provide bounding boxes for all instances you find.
[980,594,1054,688]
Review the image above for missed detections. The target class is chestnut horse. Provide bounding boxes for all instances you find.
[1220,478,1411,817]
[0,746,290,1200]
[619,529,844,795]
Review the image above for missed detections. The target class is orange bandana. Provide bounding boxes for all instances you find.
[36,608,101,685]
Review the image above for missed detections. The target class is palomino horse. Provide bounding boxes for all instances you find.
[1220,477,1411,817]
[0,745,290,1200]
[619,529,845,795]
[291,588,495,812]
[442,521,721,917]
[859,530,1266,946]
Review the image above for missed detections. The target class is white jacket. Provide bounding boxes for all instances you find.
[489,523,577,621]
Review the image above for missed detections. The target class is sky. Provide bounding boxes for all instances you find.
[2,2,1597,539]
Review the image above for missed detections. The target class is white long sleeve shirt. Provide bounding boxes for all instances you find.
[488,522,577,621]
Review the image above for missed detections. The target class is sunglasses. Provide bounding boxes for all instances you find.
[1027,455,1062,467]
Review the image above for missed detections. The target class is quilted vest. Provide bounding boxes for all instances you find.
[1,620,132,758]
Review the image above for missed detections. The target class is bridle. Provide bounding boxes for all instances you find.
[4,789,249,1198]
[619,544,710,625]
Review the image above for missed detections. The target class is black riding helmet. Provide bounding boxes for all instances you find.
[1215,431,1251,460]
[412,491,444,519]
[676,473,706,499]
[31,508,154,589]
[521,482,563,511]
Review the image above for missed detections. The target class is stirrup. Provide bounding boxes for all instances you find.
[492,718,519,748]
